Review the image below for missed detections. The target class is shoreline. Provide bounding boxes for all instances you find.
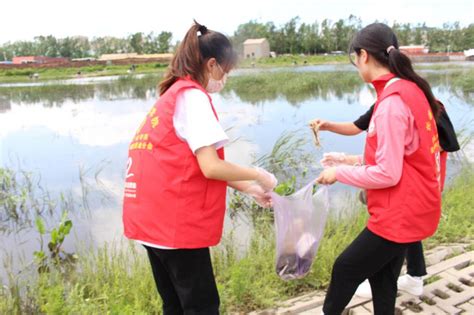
[1,57,472,84]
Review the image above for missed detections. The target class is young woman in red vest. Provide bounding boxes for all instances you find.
[310,102,458,299]
[122,21,277,315]
[316,23,443,315]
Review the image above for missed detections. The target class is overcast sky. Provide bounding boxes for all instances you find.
[1,0,472,44]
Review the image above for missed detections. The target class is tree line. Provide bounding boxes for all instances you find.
[0,32,173,61]
[1,15,473,61]
[232,15,474,55]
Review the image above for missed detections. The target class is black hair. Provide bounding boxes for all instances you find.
[159,20,238,95]
[349,23,440,117]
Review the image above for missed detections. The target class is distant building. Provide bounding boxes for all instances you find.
[12,56,36,64]
[465,49,474,61]
[243,38,270,59]
[399,45,429,55]
[12,56,69,65]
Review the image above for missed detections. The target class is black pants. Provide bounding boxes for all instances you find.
[406,241,427,277]
[143,245,220,315]
[323,228,413,315]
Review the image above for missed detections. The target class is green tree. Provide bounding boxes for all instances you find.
[283,17,301,54]
[463,24,474,50]
[129,32,145,54]
[157,31,172,53]
[299,22,321,54]
[34,35,59,57]
[393,22,412,46]
[320,19,334,52]
[91,36,131,56]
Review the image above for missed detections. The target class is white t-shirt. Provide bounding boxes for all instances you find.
[174,88,229,153]
[137,88,229,250]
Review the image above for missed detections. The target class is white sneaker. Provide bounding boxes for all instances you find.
[355,279,372,298]
[398,274,423,296]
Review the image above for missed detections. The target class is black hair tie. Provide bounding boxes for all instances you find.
[198,25,208,35]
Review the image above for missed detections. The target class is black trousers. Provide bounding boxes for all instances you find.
[323,228,414,315]
[406,241,427,277]
[143,245,220,315]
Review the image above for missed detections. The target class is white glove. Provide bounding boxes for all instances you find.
[320,152,361,169]
[242,183,273,208]
[254,167,278,192]
[320,152,346,168]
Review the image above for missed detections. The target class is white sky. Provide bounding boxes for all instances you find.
[1,0,473,44]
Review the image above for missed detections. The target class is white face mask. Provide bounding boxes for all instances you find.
[206,64,227,93]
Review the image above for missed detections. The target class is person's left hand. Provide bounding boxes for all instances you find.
[316,167,337,185]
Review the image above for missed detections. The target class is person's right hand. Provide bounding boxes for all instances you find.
[320,152,360,168]
[255,167,278,192]
[309,118,331,131]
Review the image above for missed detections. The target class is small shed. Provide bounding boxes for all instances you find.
[465,49,474,61]
[12,56,69,65]
[243,38,270,59]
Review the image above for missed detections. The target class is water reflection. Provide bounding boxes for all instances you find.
[0,75,160,107]
[0,70,472,110]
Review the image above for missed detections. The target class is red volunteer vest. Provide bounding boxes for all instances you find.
[122,77,227,248]
[365,74,441,243]
[440,151,447,192]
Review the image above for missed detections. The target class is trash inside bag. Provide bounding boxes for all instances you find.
[271,181,329,280]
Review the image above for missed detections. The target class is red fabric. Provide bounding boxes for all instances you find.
[122,77,227,248]
[364,74,441,243]
[440,151,447,192]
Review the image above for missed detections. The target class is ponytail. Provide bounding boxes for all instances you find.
[350,23,441,117]
[387,48,440,117]
[159,20,237,95]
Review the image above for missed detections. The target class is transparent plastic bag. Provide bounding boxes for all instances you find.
[271,181,329,280]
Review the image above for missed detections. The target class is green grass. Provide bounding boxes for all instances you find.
[0,55,347,83]
[223,71,362,105]
[224,68,474,106]
[453,71,474,94]
[425,166,474,247]
[0,243,163,314]
[414,63,472,71]
[423,275,442,285]
[0,63,167,83]
[238,54,348,68]
[0,73,163,106]
[2,68,472,108]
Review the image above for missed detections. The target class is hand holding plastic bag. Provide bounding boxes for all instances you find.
[242,183,272,208]
[255,167,278,192]
[271,180,329,280]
